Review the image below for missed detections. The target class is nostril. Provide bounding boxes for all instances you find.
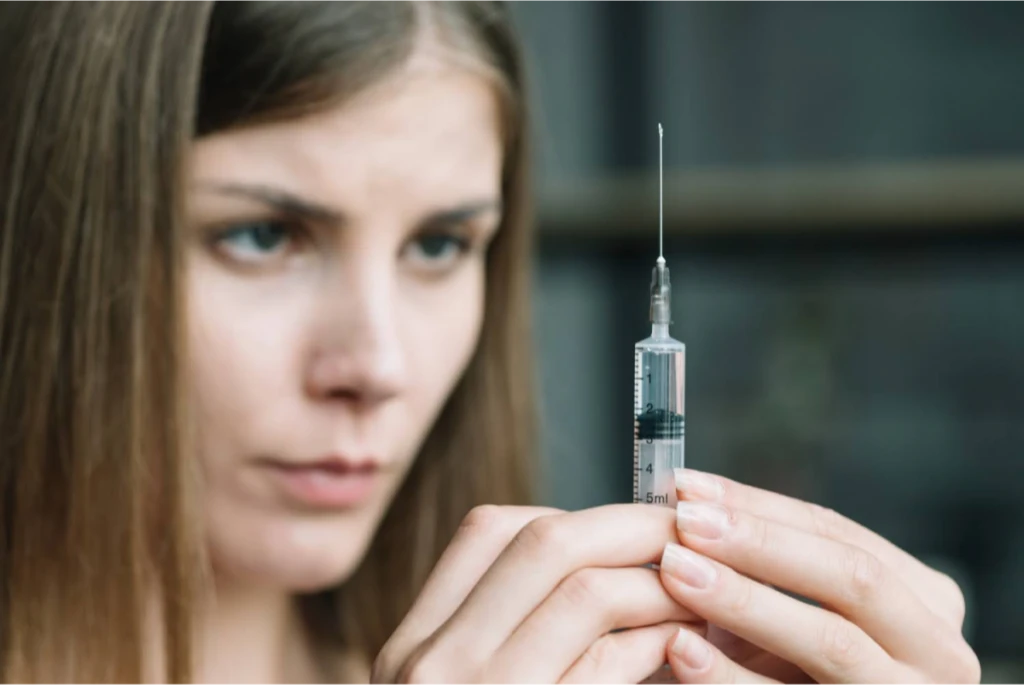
[307,337,405,405]
[310,368,400,406]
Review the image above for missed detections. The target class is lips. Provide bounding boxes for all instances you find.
[268,456,380,474]
[259,456,382,508]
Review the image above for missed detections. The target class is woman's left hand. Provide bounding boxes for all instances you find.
[658,469,981,684]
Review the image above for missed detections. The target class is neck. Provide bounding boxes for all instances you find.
[196,580,321,684]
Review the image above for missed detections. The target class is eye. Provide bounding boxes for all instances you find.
[403,232,471,271]
[212,220,297,264]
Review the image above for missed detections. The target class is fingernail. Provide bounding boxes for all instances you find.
[671,627,712,671]
[676,502,731,539]
[661,542,717,589]
[674,468,724,502]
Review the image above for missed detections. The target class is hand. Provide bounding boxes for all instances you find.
[658,469,980,684]
[372,504,704,683]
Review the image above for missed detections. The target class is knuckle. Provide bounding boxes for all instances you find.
[817,619,863,676]
[394,652,430,683]
[395,649,451,684]
[843,547,886,605]
[723,572,754,614]
[515,513,567,557]
[809,503,845,540]
[934,571,967,624]
[954,641,982,684]
[558,568,610,613]
[458,504,508,539]
[578,634,623,675]
[742,511,772,555]
[932,634,981,684]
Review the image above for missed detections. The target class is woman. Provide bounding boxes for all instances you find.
[0,2,979,683]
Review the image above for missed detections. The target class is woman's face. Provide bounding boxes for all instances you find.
[185,53,503,591]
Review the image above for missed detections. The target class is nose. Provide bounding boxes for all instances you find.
[305,260,406,409]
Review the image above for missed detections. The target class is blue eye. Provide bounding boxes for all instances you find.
[405,233,470,268]
[215,221,293,261]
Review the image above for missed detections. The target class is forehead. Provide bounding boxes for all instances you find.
[190,57,504,212]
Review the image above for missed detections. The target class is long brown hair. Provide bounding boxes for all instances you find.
[0,2,535,681]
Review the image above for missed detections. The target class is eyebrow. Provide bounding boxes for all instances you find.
[198,182,344,224]
[197,182,503,229]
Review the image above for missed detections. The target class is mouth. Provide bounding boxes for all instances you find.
[258,456,382,509]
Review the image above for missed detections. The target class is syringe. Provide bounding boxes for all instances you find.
[630,121,688,679]
[633,123,686,508]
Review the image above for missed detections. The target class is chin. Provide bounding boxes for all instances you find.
[207,504,381,593]
[262,540,366,594]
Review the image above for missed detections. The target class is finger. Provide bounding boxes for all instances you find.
[666,627,780,684]
[560,623,695,684]
[704,626,812,682]
[674,502,959,668]
[404,505,563,625]
[420,504,689,674]
[674,468,961,624]
[372,505,561,682]
[490,567,699,681]
[659,543,906,683]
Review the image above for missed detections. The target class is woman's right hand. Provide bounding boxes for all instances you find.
[371,504,703,683]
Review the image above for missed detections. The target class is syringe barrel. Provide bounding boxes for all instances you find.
[639,123,680,508]
[633,334,685,507]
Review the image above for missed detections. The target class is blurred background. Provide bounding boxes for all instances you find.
[509,2,1024,681]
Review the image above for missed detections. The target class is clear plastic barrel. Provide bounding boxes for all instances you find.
[633,324,685,507]
[630,323,688,679]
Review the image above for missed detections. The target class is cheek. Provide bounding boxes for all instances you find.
[185,265,308,458]
[404,265,486,417]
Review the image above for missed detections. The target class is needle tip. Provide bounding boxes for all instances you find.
[658,122,663,137]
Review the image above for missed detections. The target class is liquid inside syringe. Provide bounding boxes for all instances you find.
[633,322,686,506]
